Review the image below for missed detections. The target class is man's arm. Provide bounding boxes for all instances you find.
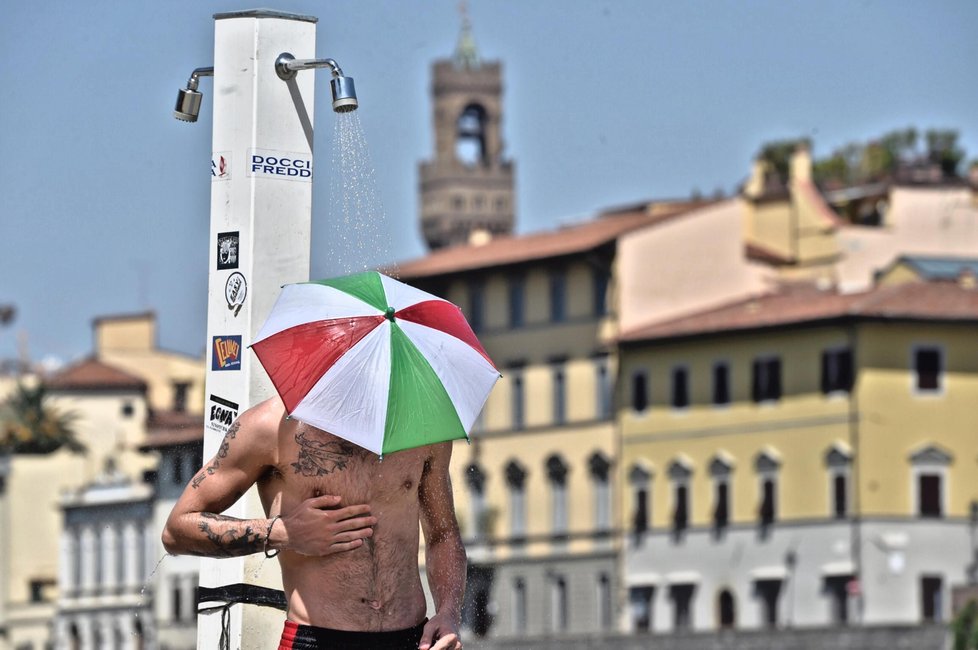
[418,441,467,650]
[162,399,375,558]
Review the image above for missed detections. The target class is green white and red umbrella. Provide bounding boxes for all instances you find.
[252,271,500,456]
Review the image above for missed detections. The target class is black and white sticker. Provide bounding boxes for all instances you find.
[206,394,240,434]
[217,231,239,270]
[225,272,247,316]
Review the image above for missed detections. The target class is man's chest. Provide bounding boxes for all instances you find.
[275,424,427,504]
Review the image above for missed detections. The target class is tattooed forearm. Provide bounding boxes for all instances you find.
[196,512,263,557]
[191,420,241,489]
[291,430,363,476]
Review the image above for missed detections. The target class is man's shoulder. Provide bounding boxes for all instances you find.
[237,396,286,441]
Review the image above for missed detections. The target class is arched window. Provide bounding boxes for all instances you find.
[466,463,488,539]
[546,454,569,536]
[589,451,612,532]
[456,104,488,166]
[505,460,528,540]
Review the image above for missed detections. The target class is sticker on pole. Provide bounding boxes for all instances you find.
[206,394,239,435]
[247,148,312,182]
[212,335,242,371]
[225,272,247,316]
[216,232,239,270]
[211,152,231,181]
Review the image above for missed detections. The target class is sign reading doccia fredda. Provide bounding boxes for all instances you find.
[247,148,312,181]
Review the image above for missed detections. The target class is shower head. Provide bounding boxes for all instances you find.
[174,67,214,122]
[275,53,358,113]
[330,76,358,113]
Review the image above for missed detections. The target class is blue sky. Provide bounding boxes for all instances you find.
[1,1,977,364]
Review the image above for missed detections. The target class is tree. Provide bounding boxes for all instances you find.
[925,129,965,177]
[0,383,84,455]
[953,599,978,650]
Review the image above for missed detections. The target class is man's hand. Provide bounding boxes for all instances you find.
[418,611,461,650]
[276,495,376,556]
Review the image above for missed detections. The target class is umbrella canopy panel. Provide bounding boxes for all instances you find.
[253,271,499,455]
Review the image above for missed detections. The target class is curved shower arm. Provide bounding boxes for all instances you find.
[275,53,345,81]
[185,67,214,91]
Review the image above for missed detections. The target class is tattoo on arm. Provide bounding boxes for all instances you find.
[196,512,263,557]
[291,430,362,476]
[191,420,241,489]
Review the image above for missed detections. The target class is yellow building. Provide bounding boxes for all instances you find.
[0,312,204,650]
[618,275,978,632]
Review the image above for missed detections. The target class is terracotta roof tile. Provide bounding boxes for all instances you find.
[392,201,715,279]
[621,281,978,343]
[45,358,147,391]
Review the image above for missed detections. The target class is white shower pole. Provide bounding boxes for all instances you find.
[199,10,317,649]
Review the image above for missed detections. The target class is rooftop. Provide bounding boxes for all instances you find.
[394,200,716,279]
[621,280,978,343]
[45,357,147,392]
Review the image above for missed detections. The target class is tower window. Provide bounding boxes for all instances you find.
[456,104,488,166]
[914,347,942,392]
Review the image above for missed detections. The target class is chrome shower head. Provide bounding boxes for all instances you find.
[174,67,214,122]
[330,76,358,113]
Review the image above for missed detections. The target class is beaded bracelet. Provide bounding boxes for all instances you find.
[263,515,281,558]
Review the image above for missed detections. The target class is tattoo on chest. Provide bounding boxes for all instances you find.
[191,420,241,489]
[292,431,364,476]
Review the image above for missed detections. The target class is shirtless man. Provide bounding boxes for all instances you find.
[162,397,466,650]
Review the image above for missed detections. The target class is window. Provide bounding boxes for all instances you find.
[506,461,527,539]
[453,195,464,210]
[752,357,781,402]
[756,580,781,628]
[833,474,848,519]
[550,270,566,322]
[593,268,609,316]
[669,459,692,538]
[919,474,943,517]
[172,576,183,622]
[508,276,524,328]
[456,104,488,166]
[629,464,651,544]
[673,484,689,536]
[632,371,648,412]
[718,589,736,629]
[466,463,487,539]
[546,455,569,537]
[759,478,777,530]
[597,575,612,629]
[510,371,525,430]
[468,280,484,333]
[629,586,654,632]
[29,579,50,603]
[756,451,780,535]
[826,444,852,519]
[914,347,942,392]
[714,481,730,533]
[825,576,852,625]
[552,364,566,425]
[712,362,730,406]
[590,452,612,532]
[121,400,135,418]
[551,575,568,632]
[172,381,191,413]
[709,454,733,536]
[821,348,854,394]
[512,578,527,634]
[595,357,612,419]
[921,575,943,622]
[672,366,689,409]
[671,584,695,631]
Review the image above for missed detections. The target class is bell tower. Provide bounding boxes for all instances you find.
[419,6,515,250]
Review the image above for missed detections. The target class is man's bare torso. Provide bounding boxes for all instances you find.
[258,417,430,631]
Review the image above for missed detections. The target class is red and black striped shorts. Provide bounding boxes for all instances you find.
[278,619,427,650]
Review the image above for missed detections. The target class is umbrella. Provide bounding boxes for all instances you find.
[251,271,500,456]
